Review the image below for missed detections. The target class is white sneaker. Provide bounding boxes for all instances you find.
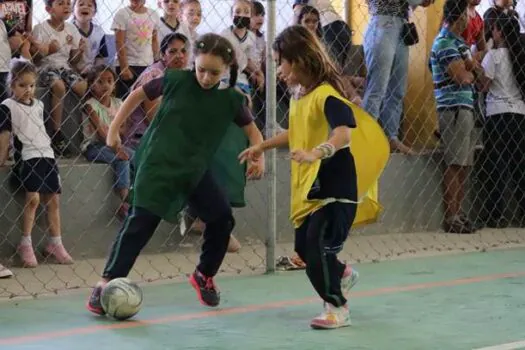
[341,265,359,299]
[0,264,13,278]
[310,303,351,329]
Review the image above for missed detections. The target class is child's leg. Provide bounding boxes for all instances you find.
[187,171,234,307]
[70,79,88,98]
[19,192,40,267]
[102,206,162,280]
[303,202,357,329]
[87,206,162,315]
[41,193,73,264]
[49,78,66,133]
[84,143,131,201]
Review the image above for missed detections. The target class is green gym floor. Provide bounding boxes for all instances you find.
[1,249,525,350]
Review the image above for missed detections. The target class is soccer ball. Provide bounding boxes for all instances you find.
[100,278,143,320]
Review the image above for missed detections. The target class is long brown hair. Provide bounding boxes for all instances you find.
[272,25,347,98]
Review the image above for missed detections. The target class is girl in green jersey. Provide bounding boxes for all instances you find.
[86,33,264,312]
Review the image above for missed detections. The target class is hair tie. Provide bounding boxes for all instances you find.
[198,41,205,48]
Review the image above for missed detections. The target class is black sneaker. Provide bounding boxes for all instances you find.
[86,283,106,315]
[189,270,220,307]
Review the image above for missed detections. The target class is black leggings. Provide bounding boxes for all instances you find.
[481,113,525,220]
[102,170,235,279]
[295,202,357,307]
[323,20,352,71]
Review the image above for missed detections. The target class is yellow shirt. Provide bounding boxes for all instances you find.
[288,83,390,228]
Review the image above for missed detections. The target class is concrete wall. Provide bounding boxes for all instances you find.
[0,151,462,260]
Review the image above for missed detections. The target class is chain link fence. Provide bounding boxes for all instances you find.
[1,0,525,299]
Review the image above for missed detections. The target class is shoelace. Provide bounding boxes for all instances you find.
[204,277,215,290]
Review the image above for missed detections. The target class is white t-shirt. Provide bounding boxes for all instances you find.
[1,98,54,160]
[516,0,525,33]
[72,21,107,69]
[111,7,160,67]
[253,32,265,70]
[157,18,192,44]
[481,48,525,116]
[0,21,11,73]
[310,0,342,27]
[33,21,81,71]
[220,27,257,87]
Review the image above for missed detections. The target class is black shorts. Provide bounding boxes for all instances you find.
[295,202,357,255]
[19,158,61,194]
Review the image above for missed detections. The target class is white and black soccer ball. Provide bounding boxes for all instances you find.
[100,278,143,320]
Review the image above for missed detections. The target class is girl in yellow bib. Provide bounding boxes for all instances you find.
[240,25,373,330]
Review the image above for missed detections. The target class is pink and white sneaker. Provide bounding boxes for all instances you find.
[18,244,38,268]
[44,243,74,265]
[310,303,351,330]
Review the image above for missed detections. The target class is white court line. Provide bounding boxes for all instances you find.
[473,340,525,350]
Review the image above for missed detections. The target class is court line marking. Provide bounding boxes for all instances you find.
[0,270,524,346]
[473,341,525,350]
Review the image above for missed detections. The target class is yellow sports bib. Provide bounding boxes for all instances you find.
[288,84,389,228]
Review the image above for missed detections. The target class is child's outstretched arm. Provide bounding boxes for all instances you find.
[107,87,148,150]
[242,122,265,179]
[238,129,289,165]
[291,96,356,164]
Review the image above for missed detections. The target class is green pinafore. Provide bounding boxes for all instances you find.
[130,70,245,223]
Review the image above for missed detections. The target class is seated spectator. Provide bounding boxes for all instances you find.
[478,14,525,227]
[71,0,108,75]
[32,0,88,157]
[123,33,190,150]
[81,65,134,219]
[430,0,483,233]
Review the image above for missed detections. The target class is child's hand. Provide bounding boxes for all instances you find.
[252,71,265,90]
[49,40,60,54]
[78,38,87,53]
[351,95,362,106]
[116,148,130,161]
[120,67,134,81]
[239,144,263,164]
[290,149,322,164]
[107,132,122,152]
[246,156,265,180]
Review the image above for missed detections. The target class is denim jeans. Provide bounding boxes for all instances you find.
[84,143,135,190]
[363,15,409,140]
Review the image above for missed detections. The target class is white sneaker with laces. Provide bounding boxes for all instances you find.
[310,303,351,329]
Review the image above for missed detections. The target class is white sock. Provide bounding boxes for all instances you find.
[20,236,32,246]
[49,236,62,245]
